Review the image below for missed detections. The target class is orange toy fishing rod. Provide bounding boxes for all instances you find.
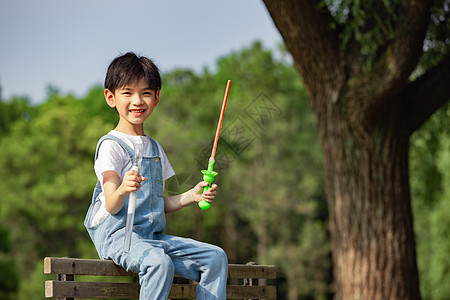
[198,80,231,210]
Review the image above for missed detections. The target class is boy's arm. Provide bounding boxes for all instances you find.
[103,170,145,215]
[164,182,218,213]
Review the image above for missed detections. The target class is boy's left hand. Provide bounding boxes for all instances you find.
[193,181,218,204]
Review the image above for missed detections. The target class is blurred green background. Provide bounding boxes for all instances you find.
[1,42,449,299]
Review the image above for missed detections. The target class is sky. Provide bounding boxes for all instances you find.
[0,0,282,104]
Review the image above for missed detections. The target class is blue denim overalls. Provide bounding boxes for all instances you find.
[85,134,228,299]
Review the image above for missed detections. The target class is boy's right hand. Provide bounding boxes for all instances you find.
[103,169,146,215]
[119,169,146,195]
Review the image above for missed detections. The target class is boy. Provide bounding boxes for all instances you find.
[84,52,228,299]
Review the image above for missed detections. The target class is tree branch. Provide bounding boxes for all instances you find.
[404,54,450,135]
[383,0,433,86]
[344,0,433,128]
[262,0,345,105]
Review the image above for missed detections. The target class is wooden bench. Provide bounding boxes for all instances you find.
[44,257,277,299]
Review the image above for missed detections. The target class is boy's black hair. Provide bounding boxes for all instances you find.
[104,52,161,93]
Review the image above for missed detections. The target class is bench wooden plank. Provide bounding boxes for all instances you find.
[227,263,277,279]
[44,257,277,279]
[45,281,276,299]
[44,257,135,277]
[45,280,140,299]
[227,285,277,299]
[45,281,197,299]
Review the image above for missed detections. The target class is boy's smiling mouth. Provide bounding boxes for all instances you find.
[129,109,146,113]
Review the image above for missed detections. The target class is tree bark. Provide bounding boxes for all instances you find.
[319,109,420,299]
[263,0,450,298]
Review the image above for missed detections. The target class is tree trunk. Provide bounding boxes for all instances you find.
[318,107,420,299]
[262,0,450,298]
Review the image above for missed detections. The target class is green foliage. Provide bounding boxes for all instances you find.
[427,142,450,299]
[321,0,401,67]
[16,260,50,300]
[0,90,112,278]
[321,0,449,72]
[410,102,450,299]
[0,96,36,137]
[0,225,19,300]
[418,0,450,72]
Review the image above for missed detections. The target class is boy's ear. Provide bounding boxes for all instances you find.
[104,89,116,108]
[154,89,160,107]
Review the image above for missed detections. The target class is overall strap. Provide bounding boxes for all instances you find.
[148,137,160,157]
[95,134,134,162]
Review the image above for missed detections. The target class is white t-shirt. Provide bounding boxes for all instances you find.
[90,130,175,226]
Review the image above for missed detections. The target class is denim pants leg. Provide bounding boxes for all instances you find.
[134,243,176,300]
[102,230,174,300]
[157,234,228,300]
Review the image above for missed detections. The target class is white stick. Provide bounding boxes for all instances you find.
[123,141,144,253]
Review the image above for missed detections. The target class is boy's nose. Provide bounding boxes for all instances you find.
[131,95,144,105]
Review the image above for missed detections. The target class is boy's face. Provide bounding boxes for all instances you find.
[104,79,160,135]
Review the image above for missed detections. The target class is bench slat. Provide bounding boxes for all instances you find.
[44,257,277,279]
[45,281,276,299]
[228,264,277,279]
[227,285,277,299]
[45,280,140,298]
[45,280,197,299]
[44,257,135,277]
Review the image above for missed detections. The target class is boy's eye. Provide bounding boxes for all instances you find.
[122,92,132,95]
